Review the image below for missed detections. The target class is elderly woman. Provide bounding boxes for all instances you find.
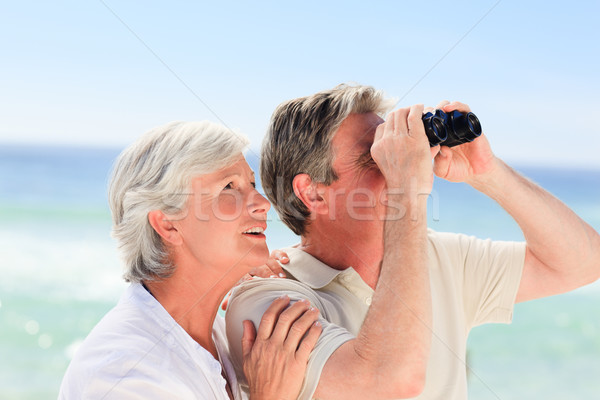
[59,121,321,399]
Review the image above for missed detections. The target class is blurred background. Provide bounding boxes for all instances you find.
[1,1,599,399]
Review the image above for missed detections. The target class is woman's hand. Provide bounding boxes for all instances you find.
[431,101,499,183]
[242,295,322,400]
[247,249,290,280]
[221,250,289,310]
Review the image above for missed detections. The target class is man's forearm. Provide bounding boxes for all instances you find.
[315,105,435,399]
[314,197,432,400]
[356,196,432,392]
[469,158,600,301]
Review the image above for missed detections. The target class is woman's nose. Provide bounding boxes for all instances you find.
[249,190,271,216]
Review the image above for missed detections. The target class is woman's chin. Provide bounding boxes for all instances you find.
[231,244,270,271]
[247,245,270,267]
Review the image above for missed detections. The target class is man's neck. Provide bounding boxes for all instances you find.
[299,230,383,289]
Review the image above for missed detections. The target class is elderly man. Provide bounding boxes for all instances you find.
[225,84,600,400]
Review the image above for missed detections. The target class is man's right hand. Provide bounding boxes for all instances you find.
[370,104,439,198]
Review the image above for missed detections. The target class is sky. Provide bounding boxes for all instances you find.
[1,0,599,168]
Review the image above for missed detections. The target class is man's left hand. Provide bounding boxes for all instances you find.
[431,101,498,183]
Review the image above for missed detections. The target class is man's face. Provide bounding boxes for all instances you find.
[321,112,387,245]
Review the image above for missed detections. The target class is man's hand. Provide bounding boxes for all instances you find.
[371,104,439,199]
[431,101,498,184]
[314,104,432,399]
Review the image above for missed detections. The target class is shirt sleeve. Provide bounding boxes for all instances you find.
[225,278,354,400]
[431,231,527,328]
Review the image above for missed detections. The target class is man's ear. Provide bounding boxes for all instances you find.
[147,210,183,246]
[292,174,328,215]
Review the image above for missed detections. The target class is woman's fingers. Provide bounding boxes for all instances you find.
[269,299,311,343]
[242,296,323,400]
[265,258,286,278]
[282,305,320,352]
[295,320,322,363]
[248,263,277,279]
[271,249,290,264]
[256,295,290,340]
[241,320,257,359]
[246,251,289,279]
[253,296,321,360]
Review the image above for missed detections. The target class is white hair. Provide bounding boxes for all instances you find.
[108,121,249,283]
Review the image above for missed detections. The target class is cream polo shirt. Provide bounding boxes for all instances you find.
[59,283,242,400]
[225,230,526,400]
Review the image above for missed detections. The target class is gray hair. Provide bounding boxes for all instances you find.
[260,83,394,236]
[108,121,249,283]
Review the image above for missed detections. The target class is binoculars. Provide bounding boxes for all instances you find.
[422,110,482,147]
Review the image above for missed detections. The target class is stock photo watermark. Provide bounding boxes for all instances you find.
[162,178,442,224]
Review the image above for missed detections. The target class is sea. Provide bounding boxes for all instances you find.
[1,144,599,400]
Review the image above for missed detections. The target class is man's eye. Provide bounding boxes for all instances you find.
[251,182,256,189]
[357,154,377,169]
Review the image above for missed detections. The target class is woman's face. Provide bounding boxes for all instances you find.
[172,154,271,280]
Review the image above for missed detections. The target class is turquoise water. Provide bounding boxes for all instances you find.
[0,145,598,399]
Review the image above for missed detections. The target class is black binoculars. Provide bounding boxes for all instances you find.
[422,110,482,147]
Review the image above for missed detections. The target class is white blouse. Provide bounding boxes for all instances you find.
[59,283,243,399]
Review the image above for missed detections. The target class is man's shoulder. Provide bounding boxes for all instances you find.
[426,229,481,256]
[225,277,330,328]
[229,277,320,306]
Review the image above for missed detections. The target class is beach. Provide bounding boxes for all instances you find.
[1,144,599,399]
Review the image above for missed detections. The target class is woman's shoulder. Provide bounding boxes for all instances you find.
[60,294,230,399]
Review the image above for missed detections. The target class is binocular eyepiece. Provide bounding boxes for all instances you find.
[422,110,482,147]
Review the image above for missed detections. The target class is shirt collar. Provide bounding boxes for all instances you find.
[282,247,346,289]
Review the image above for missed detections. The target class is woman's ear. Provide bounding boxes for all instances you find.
[147,210,183,246]
[292,174,328,215]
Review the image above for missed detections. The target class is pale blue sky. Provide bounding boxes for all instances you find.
[1,0,599,167]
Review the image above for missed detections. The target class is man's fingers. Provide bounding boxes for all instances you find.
[256,295,290,340]
[374,118,386,142]
[383,109,397,138]
[392,107,409,136]
[407,104,425,138]
[241,320,257,359]
[433,146,452,178]
[436,100,450,109]
[442,101,471,113]
[430,145,441,160]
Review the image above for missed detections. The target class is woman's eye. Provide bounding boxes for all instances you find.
[224,182,234,190]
